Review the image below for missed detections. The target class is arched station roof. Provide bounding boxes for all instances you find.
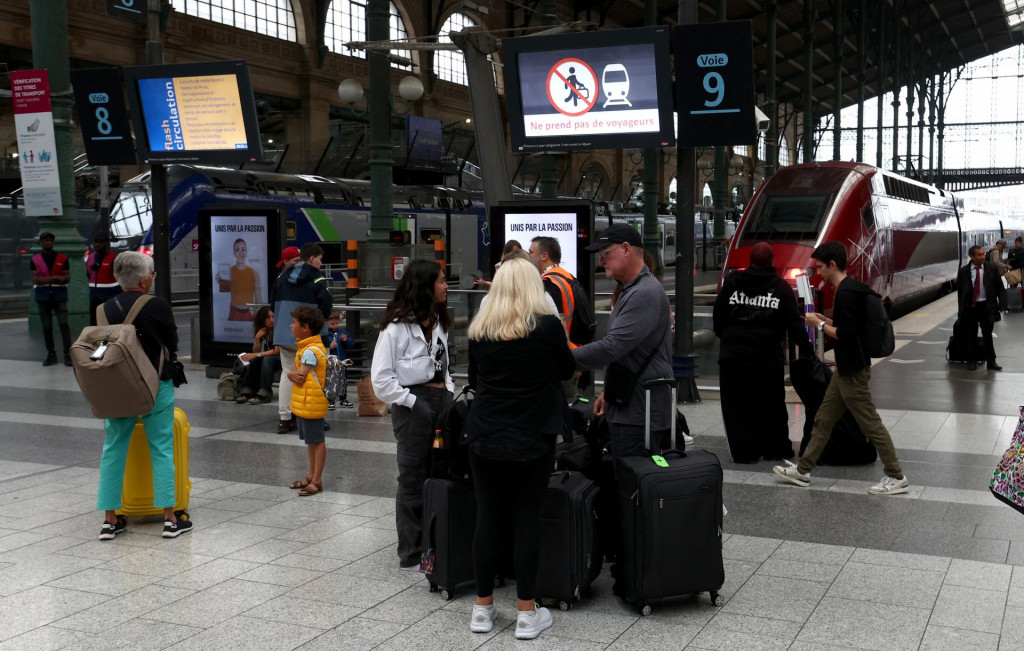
[591,0,1024,117]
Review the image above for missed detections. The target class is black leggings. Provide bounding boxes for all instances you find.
[469,448,553,601]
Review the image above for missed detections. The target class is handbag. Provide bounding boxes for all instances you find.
[991,406,1024,515]
[603,332,666,408]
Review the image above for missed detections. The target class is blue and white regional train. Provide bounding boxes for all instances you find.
[108,165,683,300]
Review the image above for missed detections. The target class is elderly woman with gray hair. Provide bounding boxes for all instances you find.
[95,251,192,540]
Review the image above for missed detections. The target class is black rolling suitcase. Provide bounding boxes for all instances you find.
[536,470,602,610]
[421,477,476,600]
[790,357,877,466]
[614,378,725,615]
[946,319,983,364]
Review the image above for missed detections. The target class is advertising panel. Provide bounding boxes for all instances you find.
[10,70,61,216]
[504,27,675,152]
[198,206,285,367]
[489,202,595,296]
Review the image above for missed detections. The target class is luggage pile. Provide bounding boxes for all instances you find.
[422,378,725,616]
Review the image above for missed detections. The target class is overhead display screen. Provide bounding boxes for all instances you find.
[504,27,675,152]
[123,60,263,164]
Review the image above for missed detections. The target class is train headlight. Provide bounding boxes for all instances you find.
[786,268,804,280]
[137,246,153,256]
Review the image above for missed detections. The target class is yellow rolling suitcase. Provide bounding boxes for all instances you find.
[116,407,192,517]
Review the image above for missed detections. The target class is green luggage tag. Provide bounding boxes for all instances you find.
[652,455,669,468]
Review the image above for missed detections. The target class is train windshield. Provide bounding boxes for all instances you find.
[109,191,152,240]
[742,194,831,240]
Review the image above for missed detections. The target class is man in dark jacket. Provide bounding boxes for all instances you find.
[270,243,333,433]
[714,242,811,463]
[773,241,908,496]
[957,245,1005,372]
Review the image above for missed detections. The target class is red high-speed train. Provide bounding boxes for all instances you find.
[720,162,1024,317]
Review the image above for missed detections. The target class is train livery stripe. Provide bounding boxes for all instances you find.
[304,208,341,242]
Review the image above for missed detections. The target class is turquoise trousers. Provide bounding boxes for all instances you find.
[96,380,177,511]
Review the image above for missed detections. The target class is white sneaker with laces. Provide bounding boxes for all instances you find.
[515,606,553,640]
[868,475,909,495]
[772,460,811,488]
[470,603,496,633]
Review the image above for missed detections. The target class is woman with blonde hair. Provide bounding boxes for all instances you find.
[462,257,574,640]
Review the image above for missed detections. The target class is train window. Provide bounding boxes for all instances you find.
[861,205,875,229]
[318,242,344,265]
[742,194,832,240]
[286,221,297,240]
[420,228,443,243]
[665,230,676,247]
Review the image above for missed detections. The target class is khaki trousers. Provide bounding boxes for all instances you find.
[798,367,903,478]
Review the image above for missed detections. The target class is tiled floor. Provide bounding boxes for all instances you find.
[2,295,1024,649]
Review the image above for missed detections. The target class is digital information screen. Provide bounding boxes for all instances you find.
[123,60,263,164]
[489,202,595,297]
[504,27,674,152]
[198,206,285,367]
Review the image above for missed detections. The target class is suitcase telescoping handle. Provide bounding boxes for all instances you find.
[643,378,678,454]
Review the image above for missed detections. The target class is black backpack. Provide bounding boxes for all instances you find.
[544,272,597,346]
[861,291,895,358]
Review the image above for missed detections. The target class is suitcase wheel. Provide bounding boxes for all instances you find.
[441,589,452,601]
[710,590,725,607]
[639,603,652,617]
[558,600,571,611]
[428,582,438,593]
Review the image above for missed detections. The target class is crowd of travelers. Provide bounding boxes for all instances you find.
[56,222,1000,641]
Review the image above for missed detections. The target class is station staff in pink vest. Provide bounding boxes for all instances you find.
[30,232,72,366]
[86,231,122,326]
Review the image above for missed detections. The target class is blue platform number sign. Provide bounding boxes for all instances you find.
[675,21,755,147]
[70,68,138,166]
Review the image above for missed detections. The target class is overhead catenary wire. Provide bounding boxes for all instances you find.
[344,21,591,52]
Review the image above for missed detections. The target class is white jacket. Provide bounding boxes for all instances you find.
[371,320,455,408]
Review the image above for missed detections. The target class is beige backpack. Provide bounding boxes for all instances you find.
[70,295,161,418]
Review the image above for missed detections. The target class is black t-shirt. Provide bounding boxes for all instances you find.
[102,292,179,381]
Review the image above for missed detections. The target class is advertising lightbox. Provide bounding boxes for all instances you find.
[489,201,595,296]
[198,206,285,367]
[503,27,675,152]
[122,60,263,164]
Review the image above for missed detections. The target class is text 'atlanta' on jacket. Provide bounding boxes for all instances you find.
[371,320,455,408]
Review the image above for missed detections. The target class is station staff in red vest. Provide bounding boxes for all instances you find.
[30,232,72,366]
[86,231,122,326]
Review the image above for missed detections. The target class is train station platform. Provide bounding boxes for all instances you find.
[0,292,1022,649]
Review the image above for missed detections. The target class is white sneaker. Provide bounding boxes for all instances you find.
[515,606,553,640]
[868,475,909,496]
[682,433,695,446]
[772,460,811,488]
[470,603,497,633]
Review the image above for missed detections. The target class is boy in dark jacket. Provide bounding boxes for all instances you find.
[713,242,811,462]
[772,241,908,495]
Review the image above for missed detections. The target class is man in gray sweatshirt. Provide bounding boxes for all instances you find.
[573,225,674,458]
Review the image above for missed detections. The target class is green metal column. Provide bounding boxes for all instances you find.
[765,0,778,178]
[538,0,558,199]
[856,0,866,162]
[832,0,843,161]
[642,0,659,269]
[891,26,901,170]
[711,0,728,239]
[368,0,392,240]
[802,0,814,163]
[875,4,885,168]
[28,0,86,337]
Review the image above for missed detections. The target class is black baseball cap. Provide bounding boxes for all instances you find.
[38,232,55,241]
[584,224,643,252]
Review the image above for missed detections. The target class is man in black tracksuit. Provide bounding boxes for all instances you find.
[713,242,811,463]
[773,241,909,496]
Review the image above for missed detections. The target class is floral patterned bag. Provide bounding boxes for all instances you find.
[991,407,1024,514]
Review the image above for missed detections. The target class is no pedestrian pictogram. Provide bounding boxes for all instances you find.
[546,58,598,117]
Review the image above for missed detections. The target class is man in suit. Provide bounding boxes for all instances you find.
[958,245,1005,371]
